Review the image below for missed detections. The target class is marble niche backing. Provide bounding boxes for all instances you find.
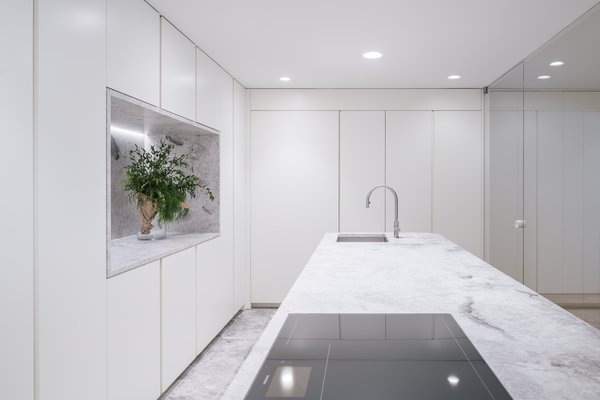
[107,89,220,276]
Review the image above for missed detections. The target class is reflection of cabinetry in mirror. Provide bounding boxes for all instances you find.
[489,91,600,302]
[524,98,600,297]
[487,3,600,309]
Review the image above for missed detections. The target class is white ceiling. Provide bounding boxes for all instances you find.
[147,0,599,89]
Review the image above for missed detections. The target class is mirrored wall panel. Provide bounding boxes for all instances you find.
[487,4,600,322]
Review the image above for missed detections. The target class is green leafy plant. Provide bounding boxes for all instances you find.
[123,139,214,230]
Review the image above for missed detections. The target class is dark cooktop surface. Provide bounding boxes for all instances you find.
[244,313,512,400]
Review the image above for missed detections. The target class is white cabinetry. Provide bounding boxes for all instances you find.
[196,48,233,129]
[160,17,195,120]
[161,247,197,390]
[532,110,600,294]
[107,0,159,105]
[108,262,161,400]
[385,111,433,232]
[339,111,385,231]
[196,238,233,352]
[251,111,339,303]
[36,1,107,399]
[487,109,524,282]
[0,1,33,398]
[433,111,483,257]
[233,80,247,310]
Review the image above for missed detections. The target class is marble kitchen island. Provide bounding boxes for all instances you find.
[224,233,600,400]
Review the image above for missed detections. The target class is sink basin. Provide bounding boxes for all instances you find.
[337,234,388,243]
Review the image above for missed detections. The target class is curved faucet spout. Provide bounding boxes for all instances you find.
[366,185,400,238]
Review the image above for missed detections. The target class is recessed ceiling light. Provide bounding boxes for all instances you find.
[280,76,291,82]
[363,51,382,59]
[537,75,551,80]
[448,75,461,80]
[549,61,564,67]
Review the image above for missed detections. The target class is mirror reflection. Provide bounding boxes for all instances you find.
[487,4,600,327]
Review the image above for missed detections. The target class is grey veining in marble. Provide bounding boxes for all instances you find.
[145,131,219,234]
[108,232,220,277]
[223,233,600,400]
[163,309,276,400]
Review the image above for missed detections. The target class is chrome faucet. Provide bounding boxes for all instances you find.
[366,185,400,238]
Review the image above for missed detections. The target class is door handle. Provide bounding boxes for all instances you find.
[515,219,526,229]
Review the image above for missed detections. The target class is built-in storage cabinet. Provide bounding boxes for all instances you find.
[1,2,34,398]
[385,111,433,233]
[107,0,159,105]
[196,238,232,352]
[108,261,161,400]
[233,80,247,310]
[160,18,196,121]
[339,111,385,231]
[528,109,600,294]
[161,247,197,390]
[196,48,233,129]
[433,111,483,257]
[249,91,484,303]
[251,111,339,303]
[487,109,524,282]
[107,237,242,398]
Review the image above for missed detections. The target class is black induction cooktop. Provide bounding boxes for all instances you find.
[244,313,512,400]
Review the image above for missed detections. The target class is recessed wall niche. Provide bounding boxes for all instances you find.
[107,89,220,276]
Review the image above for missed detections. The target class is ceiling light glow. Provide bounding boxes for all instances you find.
[280,366,295,391]
[549,61,564,66]
[280,76,291,82]
[447,375,460,386]
[363,51,382,59]
[537,75,551,80]
[448,75,461,80]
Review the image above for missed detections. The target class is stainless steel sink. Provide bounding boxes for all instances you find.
[337,234,388,243]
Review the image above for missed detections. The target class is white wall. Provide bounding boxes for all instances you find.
[36,1,107,399]
[249,89,483,303]
[0,1,34,398]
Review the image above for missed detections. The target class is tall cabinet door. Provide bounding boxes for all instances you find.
[197,238,233,354]
[0,1,33,398]
[433,111,483,257]
[385,111,433,233]
[161,248,197,390]
[487,109,524,282]
[107,262,161,400]
[251,111,339,303]
[339,111,385,232]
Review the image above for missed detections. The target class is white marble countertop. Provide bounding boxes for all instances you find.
[107,232,219,277]
[224,232,600,400]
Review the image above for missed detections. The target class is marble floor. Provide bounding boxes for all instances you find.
[162,308,277,400]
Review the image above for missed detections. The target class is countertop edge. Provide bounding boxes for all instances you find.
[107,232,220,278]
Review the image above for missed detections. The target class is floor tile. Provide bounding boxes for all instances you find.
[163,308,277,400]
